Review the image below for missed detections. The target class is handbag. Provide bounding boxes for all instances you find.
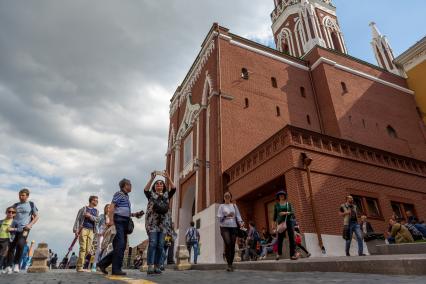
[342,225,349,240]
[127,218,135,235]
[277,216,288,234]
[276,202,288,234]
[232,204,247,238]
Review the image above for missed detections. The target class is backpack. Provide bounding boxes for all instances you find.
[253,230,261,242]
[152,196,169,215]
[186,227,198,244]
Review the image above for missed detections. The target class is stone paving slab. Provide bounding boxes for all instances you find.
[0,269,425,284]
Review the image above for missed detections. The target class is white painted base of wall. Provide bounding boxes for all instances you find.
[189,203,224,264]
[303,233,370,257]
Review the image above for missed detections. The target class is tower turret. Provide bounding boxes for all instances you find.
[271,0,347,57]
[369,22,399,74]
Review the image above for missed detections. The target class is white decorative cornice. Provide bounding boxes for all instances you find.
[271,0,335,28]
[170,32,217,118]
[174,98,200,149]
[311,57,414,95]
[395,37,426,72]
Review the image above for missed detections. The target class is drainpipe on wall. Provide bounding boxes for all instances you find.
[301,152,326,254]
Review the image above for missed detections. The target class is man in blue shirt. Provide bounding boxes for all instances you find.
[73,195,99,272]
[7,188,39,274]
[97,178,143,276]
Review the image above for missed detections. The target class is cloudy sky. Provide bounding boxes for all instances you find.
[0,0,425,257]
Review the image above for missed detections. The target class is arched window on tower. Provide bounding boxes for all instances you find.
[331,31,342,53]
[282,42,290,55]
[386,125,397,138]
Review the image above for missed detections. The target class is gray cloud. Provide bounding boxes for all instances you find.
[0,0,274,254]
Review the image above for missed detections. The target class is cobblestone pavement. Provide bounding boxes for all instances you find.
[0,269,424,284]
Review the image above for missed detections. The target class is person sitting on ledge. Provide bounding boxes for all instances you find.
[389,217,414,244]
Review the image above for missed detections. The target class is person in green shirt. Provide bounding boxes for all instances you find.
[0,206,18,273]
[273,190,297,260]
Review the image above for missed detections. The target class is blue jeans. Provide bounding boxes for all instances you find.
[97,214,129,273]
[414,224,426,237]
[345,222,363,255]
[186,241,198,264]
[147,232,165,266]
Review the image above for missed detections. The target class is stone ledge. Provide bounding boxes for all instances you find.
[191,254,426,275]
[372,243,426,255]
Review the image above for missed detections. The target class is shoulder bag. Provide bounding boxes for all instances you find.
[232,204,247,238]
[276,202,288,234]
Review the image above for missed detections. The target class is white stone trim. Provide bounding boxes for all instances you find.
[228,38,309,71]
[206,105,210,207]
[170,32,217,117]
[202,71,213,106]
[172,145,181,225]
[311,57,414,95]
[195,118,200,213]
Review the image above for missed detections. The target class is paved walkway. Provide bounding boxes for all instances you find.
[0,269,425,284]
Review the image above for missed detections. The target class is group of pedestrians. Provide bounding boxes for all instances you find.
[68,171,176,277]
[0,189,39,274]
[217,189,308,272]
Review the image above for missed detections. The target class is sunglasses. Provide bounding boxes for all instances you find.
[7,211,16,214]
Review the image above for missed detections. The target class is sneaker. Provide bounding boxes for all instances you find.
[275,255,280,261]
[346,253,350,257]
[5,267,12,274]
[226,265,232,272]
[154,267,162,274]
[306,253,311,258]
[76,267,85,272]
[13,264,20,273]
[147,266,155,275]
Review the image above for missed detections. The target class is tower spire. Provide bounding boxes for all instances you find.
[369,22,398,74]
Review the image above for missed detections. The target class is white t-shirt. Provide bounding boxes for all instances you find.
[217,203,242,228]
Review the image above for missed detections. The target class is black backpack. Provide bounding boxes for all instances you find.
[152,196,169,215]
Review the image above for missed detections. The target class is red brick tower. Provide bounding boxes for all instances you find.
[271,0,347,57]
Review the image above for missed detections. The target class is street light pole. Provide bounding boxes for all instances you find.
[301,153,326,254]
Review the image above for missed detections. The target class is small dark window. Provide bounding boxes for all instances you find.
[271,77,278,88]
[349,115,352,124]
[416,107,423,120]
[362,119,366,128]
[386,125,397,138]
[307,115,311,125]
[241,68,249,80]
[244,98,249,108]
[300,86,306,98]
[276,106,280,116]
[196,219,201,229]
[341,82,348,94]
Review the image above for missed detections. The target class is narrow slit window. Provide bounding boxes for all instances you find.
[271,77,278,88]
[276,106,280,116]
[244,98,249,108]
[241,68,249,80]
[300,86,306,97]
[307,115,311,125]
[387,125,397,138]
[341,82,348,94]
